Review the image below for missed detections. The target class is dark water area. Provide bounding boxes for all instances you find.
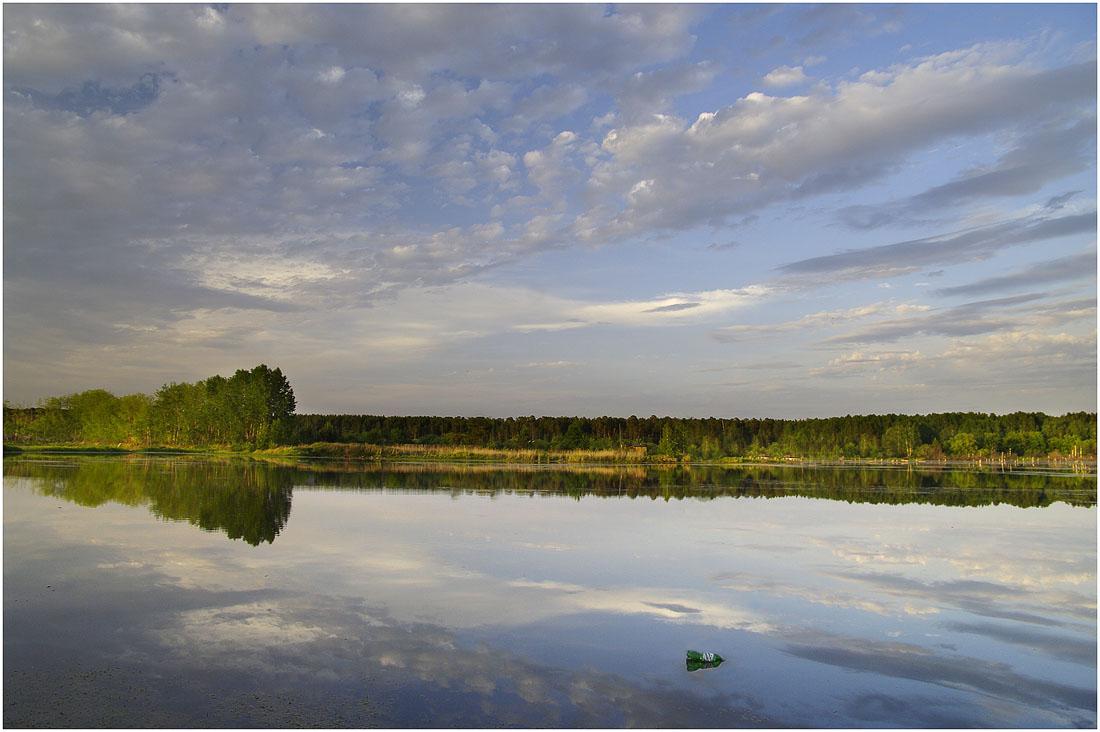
[4,456,1096,727]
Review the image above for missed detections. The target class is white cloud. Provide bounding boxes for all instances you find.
[3,5,1094,416]
[762,64,809,87]
[516,285,772,331]
[617,61,717,121]
[941,329,1096,366]
[571,42,1094,242]
[711,302,929,342]
[778,211,1096,284]
[810,351,923,378]
[818,294,1095,345]
[519,361,585,369]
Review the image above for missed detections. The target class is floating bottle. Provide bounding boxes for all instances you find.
[685,650,724,671]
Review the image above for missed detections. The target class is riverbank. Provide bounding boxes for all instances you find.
[5,441,1096,472]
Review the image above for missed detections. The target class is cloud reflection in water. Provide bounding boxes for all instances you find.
[3,459,1095,728]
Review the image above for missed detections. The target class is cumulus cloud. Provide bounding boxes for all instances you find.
[574,44,1095,242]
[617,61,717,122]
[3,4,702,313]
[3,4,1095,414]
[762,64,808,87]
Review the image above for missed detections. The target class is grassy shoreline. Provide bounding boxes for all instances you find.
[5,441,1096,472]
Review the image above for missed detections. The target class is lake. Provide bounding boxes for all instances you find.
[4,456,1096,728]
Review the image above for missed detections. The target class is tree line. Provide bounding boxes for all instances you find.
[4,365,1095,459]
[293,410,1096,460]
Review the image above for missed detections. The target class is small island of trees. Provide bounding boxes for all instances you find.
[4,365,1096,463]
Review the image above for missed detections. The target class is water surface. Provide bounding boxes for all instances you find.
[4,456,1096,727]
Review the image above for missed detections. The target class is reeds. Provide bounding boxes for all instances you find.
[292,442,648,463]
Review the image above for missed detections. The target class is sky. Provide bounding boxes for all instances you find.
[3,3,1096,418]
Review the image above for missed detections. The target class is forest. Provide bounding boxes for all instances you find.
[4,365,1096,460]
[291,410,1097,461]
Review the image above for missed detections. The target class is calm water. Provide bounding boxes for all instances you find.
[4,456,1096,728]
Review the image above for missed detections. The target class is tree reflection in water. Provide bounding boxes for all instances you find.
[4,456,1094,546]
[5,457,292,545]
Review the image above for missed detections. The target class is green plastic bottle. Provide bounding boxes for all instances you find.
[685,650,724,671]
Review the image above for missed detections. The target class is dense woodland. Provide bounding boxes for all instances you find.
[292,411,1097,460]
[4,365,1096,460]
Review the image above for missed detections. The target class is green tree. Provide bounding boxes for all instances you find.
[883,421,920,458]
[558,419,589,450]
[117,393,153,445]
[218,364,296,448]
[70,389,124,444]
[148,381,203,445]
[33,394,79,442]
[657,423,688,460]
[949,432,979,457]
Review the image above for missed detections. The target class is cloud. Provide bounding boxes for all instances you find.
[792,4,905,49]
[831,569,1096,627]
[642,601,702,614]
[838,117,1097,229]
[710,302,928,342]
[518,361,584,369]
[1,275,779,404]
[2,5,702,313]
[643,302,701,313]
[575,44,1095,242]
[937,328,1097,386]
[4,4,701,88]
[762,64,808,87]
[707,240,741,251]
[810,351,922,378]
[942,621,1096,667]
[503,83,589,133]
[777,210,1097,283]
[703,291,1094,413]
[693,361,803,372]
[791,327,1096,411]
[711,571,937,619]
[515,285,770,332]
[10,73,164,117]
[1045,190,1083,210]
[933,251,1097,297]
[783,632,1095,715]
[3,5,1095,415]
[617,61,717,122]
[818,294,1094,345]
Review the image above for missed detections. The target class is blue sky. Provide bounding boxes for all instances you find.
[4,3,1096,417]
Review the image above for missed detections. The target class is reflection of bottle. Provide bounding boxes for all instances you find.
[686,650,724,671]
